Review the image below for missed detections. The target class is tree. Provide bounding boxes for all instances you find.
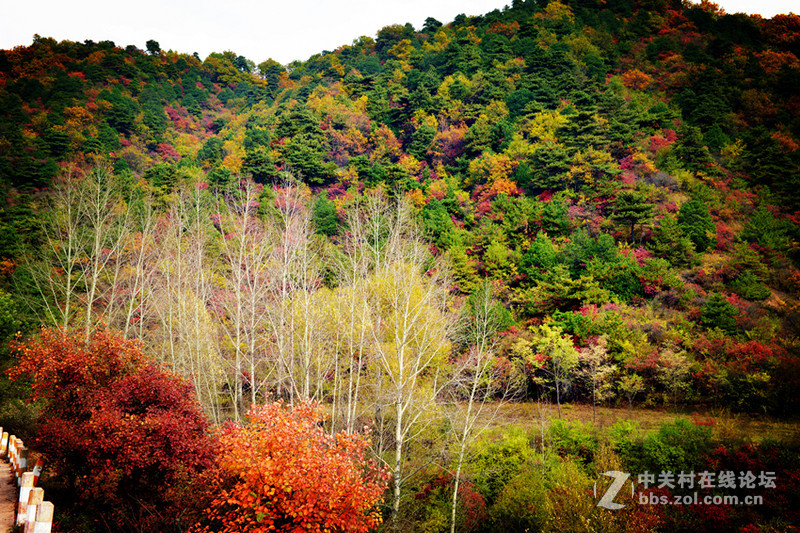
[673,124,714,173]
[656,348,691,407]
[617,372,644,418]
[741,127,800,204]
[700,292,739,333]
[340,192,454,526]
[483,239,514,279]
[9,328,214,532]
[256,58,284,97]
[23,164,130,335]
[447,281,518,533]
[531,324,579,417]
[423,17,443,34]
[369,260,452,525]
[677,198,715,253]
[76,163,130,337]
[525,142,571,191]
[146,40,161,56]
[26,167,85,329]
[214,180,275,419]
[611,190,653,244]
[311,194,339,236]
[408,123,436,160]
[193,401,388,533]
[520,232,558,281]
[649,214,696,266]
[741,204,794,252]
[577,335,616,424]
[265,181,324,404]
[149,188,227,424]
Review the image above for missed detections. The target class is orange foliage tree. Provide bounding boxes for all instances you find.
[194,400,389,533]
[621,69,653,91]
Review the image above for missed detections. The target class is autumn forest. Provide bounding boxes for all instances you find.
[1,0,800,531]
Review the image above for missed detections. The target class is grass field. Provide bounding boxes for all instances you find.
[474,402,800,443]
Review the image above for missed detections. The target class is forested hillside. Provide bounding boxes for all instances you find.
[1,0,800,531]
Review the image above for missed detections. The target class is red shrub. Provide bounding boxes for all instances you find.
[9,328,214,531]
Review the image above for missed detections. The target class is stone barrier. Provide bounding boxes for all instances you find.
[0,428,53,533]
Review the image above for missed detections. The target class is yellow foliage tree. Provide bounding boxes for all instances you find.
[468,152,518,187]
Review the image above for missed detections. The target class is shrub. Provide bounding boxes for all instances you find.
[607,419,641,462]
[467,427,536,504]
[490,459,628,533]
[488,467,548,533]
[193,400,388,533]
[628,418,713,474]
[409,472,487,533]
[547,419,599,464]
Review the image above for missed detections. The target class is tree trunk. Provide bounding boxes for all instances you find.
[555,379,562,418]
[393,400,403,531]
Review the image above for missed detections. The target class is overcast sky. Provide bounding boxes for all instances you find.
[0,0,796,65]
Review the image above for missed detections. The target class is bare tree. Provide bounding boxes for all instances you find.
[118,193,158,340]
[263,178,321,404]
[26,167,85,328]
[341,192,456,527]
[330,282,372,433]
[23,164,129,334]
[175,187,226,424]
[447,280,521,533]
[214,180,276,419]
[77,163,129,337]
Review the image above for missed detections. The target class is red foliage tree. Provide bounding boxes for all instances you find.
[193,400,389,533]
[8,328,214,532]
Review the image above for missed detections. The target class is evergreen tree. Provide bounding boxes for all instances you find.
[677,198,715,253]
[521,233,559,282]
[673,125,714,173]
[649,214,697,266]
[311,194,339,236]
[408,123,436,160]
[527,143,571,191]
[700,293,739,333]
[611,191,653,244]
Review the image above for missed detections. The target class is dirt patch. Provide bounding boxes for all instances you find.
[0,461,16,532]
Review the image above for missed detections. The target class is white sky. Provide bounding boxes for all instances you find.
[0,0,796,65]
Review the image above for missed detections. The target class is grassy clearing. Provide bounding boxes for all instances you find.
[474,402,800,442]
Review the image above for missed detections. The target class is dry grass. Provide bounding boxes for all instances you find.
[474,402,800,443]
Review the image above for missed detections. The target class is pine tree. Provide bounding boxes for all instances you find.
[677,198,715,253]
[311,194,339,236]
[649,214,697,266]
[611,191,653,244]
[673,124,714,173]
[700,293,739,333]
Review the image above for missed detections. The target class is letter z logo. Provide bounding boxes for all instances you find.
[595,471,630,510]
